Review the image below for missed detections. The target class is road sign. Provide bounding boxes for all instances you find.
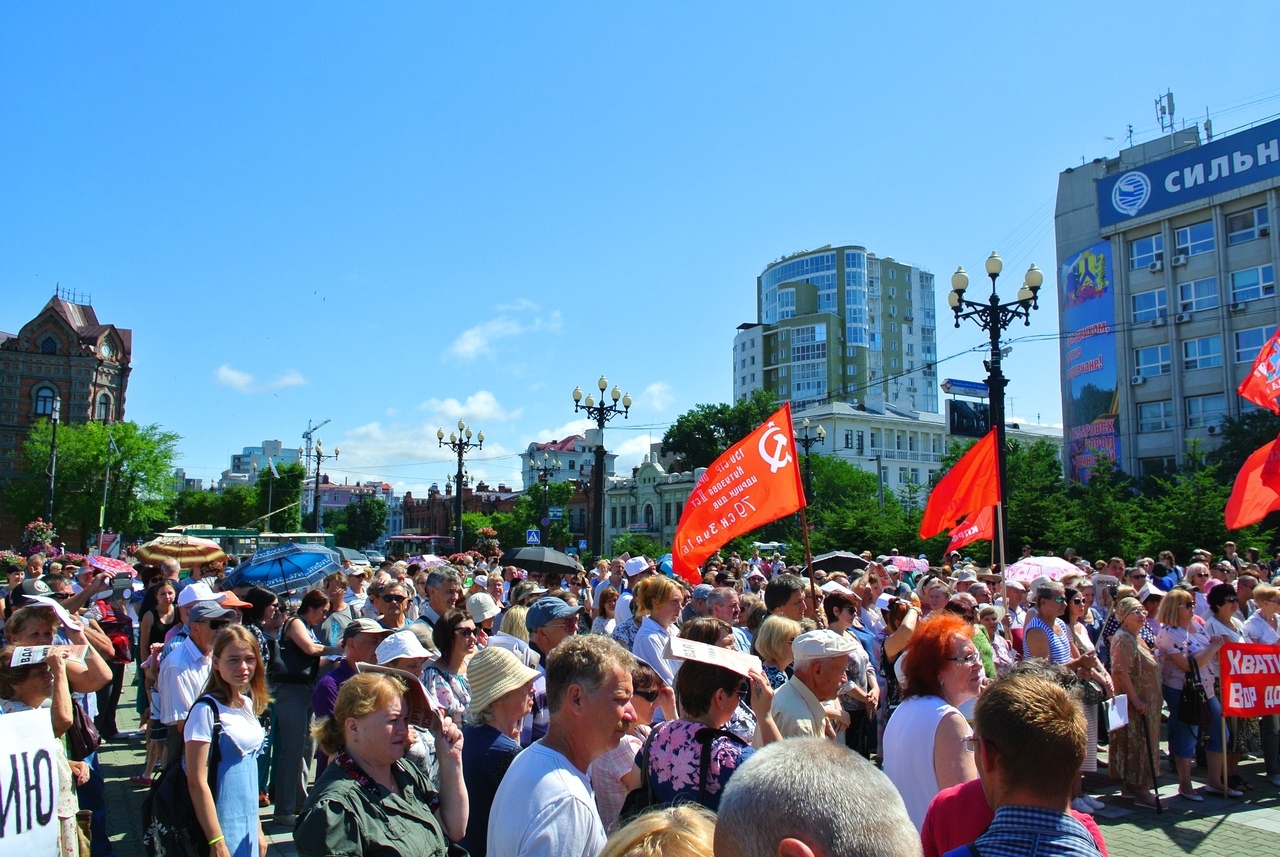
[548,505,564,521]
[579,539,588,552]
[541,517,550,527]
[526,529,541,545]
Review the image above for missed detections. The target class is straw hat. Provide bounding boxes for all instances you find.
[467,645,539,717]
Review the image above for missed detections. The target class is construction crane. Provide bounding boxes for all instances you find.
[301,419,331,523]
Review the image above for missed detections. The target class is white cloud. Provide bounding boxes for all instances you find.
[214,364,307,394]
[445,302,563,360]
[419,391,522,424]
[611,434,661,472]
[641,382,674,411]
[334,419,521,494]
[530,418,594,443]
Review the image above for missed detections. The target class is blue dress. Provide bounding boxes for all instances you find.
[184,696,266,857]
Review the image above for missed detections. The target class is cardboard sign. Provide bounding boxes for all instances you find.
[0,708,61,853]
[663,636,762,678]
[9,645,88,668]
[22,595,83,631]
[1220,642,1280,717]
[356,662,440,730]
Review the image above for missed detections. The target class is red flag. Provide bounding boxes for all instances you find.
[945,506,994,554]
[1238,328,1280,414]
[672,403,806,584]
[1226,433,1280,529]
[919,429,1001,539]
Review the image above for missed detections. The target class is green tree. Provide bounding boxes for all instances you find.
[610,532,663,559]
[1207,410,1280,482]
[490,482,576,553]
[217,485,260,529]
[1067,458,1139,560]
[253,461,306,532]
[4,420,180,548]
[174,489,222,525]
[660,388,779,471]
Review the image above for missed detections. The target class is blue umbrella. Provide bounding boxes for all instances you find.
[223,543,343,594]
[657,553,673,576]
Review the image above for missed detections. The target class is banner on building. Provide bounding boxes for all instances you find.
[1060,241,1120,482]
[1220,642,1280,717]
[0,708,61,853]
[672,404,805,584]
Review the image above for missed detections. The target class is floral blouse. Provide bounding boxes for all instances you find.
[644,718,753,811]
[423,666,470,722]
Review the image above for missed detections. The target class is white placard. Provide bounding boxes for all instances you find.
[1104,695,1129,729]
[0,708,61,853]
[9,645,88,668]
[663,636,762,678]
[23,595,83,631]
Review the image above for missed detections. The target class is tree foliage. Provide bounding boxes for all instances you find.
[660,388,779,471]
[488,481,577,553]
[323,497,388,549]
[174,484,259,529]
[3,420,180,549]
[253,461,306,532]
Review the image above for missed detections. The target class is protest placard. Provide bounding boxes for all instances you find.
[0,707,61,853]
[1220,642,1280,717]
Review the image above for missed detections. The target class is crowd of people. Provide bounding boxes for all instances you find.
[1,538,1278,856]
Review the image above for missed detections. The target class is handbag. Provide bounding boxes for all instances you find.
[1177,659,1213,728]
[1079,678,1107,707]
[142,696,222,857]
[67,697,102,761]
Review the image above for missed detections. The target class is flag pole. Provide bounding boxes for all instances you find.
[996,502,1007,611]
[799,505,816,619]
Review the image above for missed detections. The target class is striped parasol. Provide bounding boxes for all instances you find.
[134,534,227,569]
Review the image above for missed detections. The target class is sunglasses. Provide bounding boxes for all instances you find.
[206,620,232,631]
[48,592,71,601]
[454,626,478,638]
[1225,596,1239,603]
[633,689,660,703]
[381,594,407,605]
[1071,598,1085,604]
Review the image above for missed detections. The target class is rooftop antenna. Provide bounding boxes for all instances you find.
[1127,124,1135,147]
[1155,89,1176,133]
[1203,107,1213,142]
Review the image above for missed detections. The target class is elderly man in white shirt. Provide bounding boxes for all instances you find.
[771,629,856,740]
[157,600,238,765]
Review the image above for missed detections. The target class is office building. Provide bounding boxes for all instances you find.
[735,245,938,414]
[1055,116,1280,480]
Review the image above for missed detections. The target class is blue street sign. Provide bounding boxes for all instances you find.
[579,540,588,551]
[526,529,541,545]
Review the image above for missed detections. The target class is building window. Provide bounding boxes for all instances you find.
[910,468,920,484]
[870,430,880,448]
[1183,336,1223,371]
[1177,277,1218,313]
[1236,326,1273,363]
[1131,289,1168,322]
[611,507,618,529]
[95,392,113,422]
[676,502,683,519]
[1231,265,1276,302]
[898,467,908,484]
[34,386,56,416]
[664,503,672,526]
[1137,400,1174,432]
[895,433,904,451]
[857,431,865,454]
[1174,220,1215,257]
[1139,457,1177,479]
[1227,205,1269,245]
[568,460,575,470]
[1129,234,1164,269]
[843,430,853,449]
[1134,344,1171,376]
[1186,393,1226,428]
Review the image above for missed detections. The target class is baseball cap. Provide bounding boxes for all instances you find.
[188,601,238,624]
[376,629,433,664]
[791,629,857,661]
[525,597,577,632]
[691,584,714,602]
[11,578,53,608]
[177,582,220,607]
[341,618,395,642]
[624,557,651,577]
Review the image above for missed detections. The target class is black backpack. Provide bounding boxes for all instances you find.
[141,696,222,857]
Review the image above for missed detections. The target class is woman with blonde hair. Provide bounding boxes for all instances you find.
[630,576,685,685]
[185,625,271,857]
[296,672,466,856]
[755,614,803,690]
[599,805,716,857]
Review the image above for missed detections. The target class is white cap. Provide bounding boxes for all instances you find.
[624,557,651,577]
[473,574,489,589]
[177,581,219,607]
[375,629,433,664]
[466,592,501,623]
[791,629,857,661]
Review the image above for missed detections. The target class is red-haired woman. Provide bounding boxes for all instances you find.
[882,613,982,831]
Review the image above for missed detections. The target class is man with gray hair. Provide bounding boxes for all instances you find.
[487,634,638,857]
[715,737,921,857]
[412,566,464,633]
[708,586,750,652]
[772,629,856,739]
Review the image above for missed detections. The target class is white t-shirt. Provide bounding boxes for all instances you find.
[615,591,635,625]
[182,694,265,758]
[487,741,607,857]
[158,636,211,725]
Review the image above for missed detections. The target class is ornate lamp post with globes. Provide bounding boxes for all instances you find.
[572,376,630,558]
[946,251,1043,571]
[438,420,483,550]
[311,439,339,531]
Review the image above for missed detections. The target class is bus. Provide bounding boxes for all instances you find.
[163,526,336,557]
[385,534,455,558]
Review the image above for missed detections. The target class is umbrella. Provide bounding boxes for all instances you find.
[86,555,136,577]
[657,554,673,576]
[222,543,343,595]
[406,555,450,568]
[497,546,580,577]
[810,551,868,573]
[1003,555,1078,585]
[135,534,227,569]
[888,556,929,574]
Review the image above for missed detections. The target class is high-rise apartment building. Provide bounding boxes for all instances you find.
[1055,116,1280,481]
[734,245,938,414]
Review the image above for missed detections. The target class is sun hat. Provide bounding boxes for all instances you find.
[376,628,433,664]
[466,645,539,717]
[466,592,501,624]
[525,596,577,632]
[624,557,651,577]
[341,617,395,642]
[791,629,857,661]
[473,573,489,590]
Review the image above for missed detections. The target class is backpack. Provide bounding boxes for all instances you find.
[141,696,222,857]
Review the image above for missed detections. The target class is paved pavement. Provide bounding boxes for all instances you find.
[99,674,1280,856]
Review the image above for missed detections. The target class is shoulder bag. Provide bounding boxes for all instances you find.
[1176,650,1213,728]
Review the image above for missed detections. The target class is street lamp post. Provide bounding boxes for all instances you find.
[532,452,561,539]
[438,420,483,551]
[947,251,1043,573]
[44,395,62,521]
[572,376,631,558]
[795,417,826,502]
[311,439,340,532]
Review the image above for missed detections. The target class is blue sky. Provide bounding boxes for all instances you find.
[4,3,1278,495]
